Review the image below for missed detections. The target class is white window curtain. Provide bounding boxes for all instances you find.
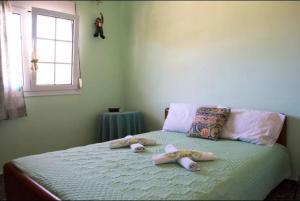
[0,0,27,120]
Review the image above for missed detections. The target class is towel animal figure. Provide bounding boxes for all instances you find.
[152,144,215,171]
[110,135,156,153]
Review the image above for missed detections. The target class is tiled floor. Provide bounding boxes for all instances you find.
[0,174,298,200]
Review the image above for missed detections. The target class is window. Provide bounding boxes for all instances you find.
[10,7,80,96]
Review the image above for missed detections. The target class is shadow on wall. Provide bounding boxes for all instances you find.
[143,113,162,132]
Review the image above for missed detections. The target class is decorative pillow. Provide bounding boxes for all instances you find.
[187,107,231,140]
[163,103,199,133]
[220,109,285,146]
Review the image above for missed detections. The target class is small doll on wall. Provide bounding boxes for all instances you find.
[94,12,105,39]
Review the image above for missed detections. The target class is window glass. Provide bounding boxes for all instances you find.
[37,15,55,39]
[55,64,72,84]
[36,39,55,62]
[56,18,73,41]
[35,12,74,86]
[56,41,72,63]
[7,13,23,88]
[36,63,55,85]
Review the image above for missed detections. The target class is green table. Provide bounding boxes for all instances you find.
[97,111,144,142]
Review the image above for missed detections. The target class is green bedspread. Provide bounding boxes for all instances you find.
[12,131,291,200]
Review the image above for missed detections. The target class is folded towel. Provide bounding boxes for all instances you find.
[110,135,156,149]
[130,143,145,153]
[192,151,215,161]
[152,144,215,165]
[152,153,176,165]
[178,157,199,172]
[110,139,129,149]
[165,144,199,171]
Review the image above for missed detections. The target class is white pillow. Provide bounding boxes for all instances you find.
[163,103,199,133]
[221,109,285,146]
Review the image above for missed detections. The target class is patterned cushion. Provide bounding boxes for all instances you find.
[187,107,231,140]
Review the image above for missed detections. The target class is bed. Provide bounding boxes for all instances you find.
[3,109,291,200]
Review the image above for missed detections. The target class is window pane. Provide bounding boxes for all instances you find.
[8,14,22,67]
[55,64,72,85]
[36,39,55,62]
[7,13,23,88]
[9,13,21,39]
[56,18,73,41]
[56,41,72,63]
[37,15,55,39]
[8,38,22,70]
[36,63,54,85]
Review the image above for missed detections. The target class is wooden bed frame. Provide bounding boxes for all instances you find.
[3,108,287,200]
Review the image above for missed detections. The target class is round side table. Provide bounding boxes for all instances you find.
[97,111,144,142]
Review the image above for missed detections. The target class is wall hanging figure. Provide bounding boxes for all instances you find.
[94,12,105,39]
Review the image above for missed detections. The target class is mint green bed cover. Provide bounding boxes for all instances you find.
[12,131,291,200]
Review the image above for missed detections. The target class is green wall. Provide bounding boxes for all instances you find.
[0,2,125,173]
[123,1,300,179]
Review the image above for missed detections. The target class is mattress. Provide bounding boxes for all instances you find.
[12,131,291,200]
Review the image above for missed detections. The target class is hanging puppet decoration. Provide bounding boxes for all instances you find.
[94,12,105,39]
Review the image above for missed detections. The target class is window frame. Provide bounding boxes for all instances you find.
[30,7,80,94]
[11,6,80,97]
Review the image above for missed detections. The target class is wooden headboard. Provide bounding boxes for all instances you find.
[164,108,287,146]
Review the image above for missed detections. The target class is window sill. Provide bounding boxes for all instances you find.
[24,89,80,97]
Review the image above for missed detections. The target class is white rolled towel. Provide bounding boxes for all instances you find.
[152,145,216,165]
[152,153,176,165]
[191,151,215,161]
[110,135,156,149]
[138,138,157,146]
[165,144,199,172]
[178,157,199,172]
[125,135,157,146]
[130,143,145,153]
[110,139,129,149]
